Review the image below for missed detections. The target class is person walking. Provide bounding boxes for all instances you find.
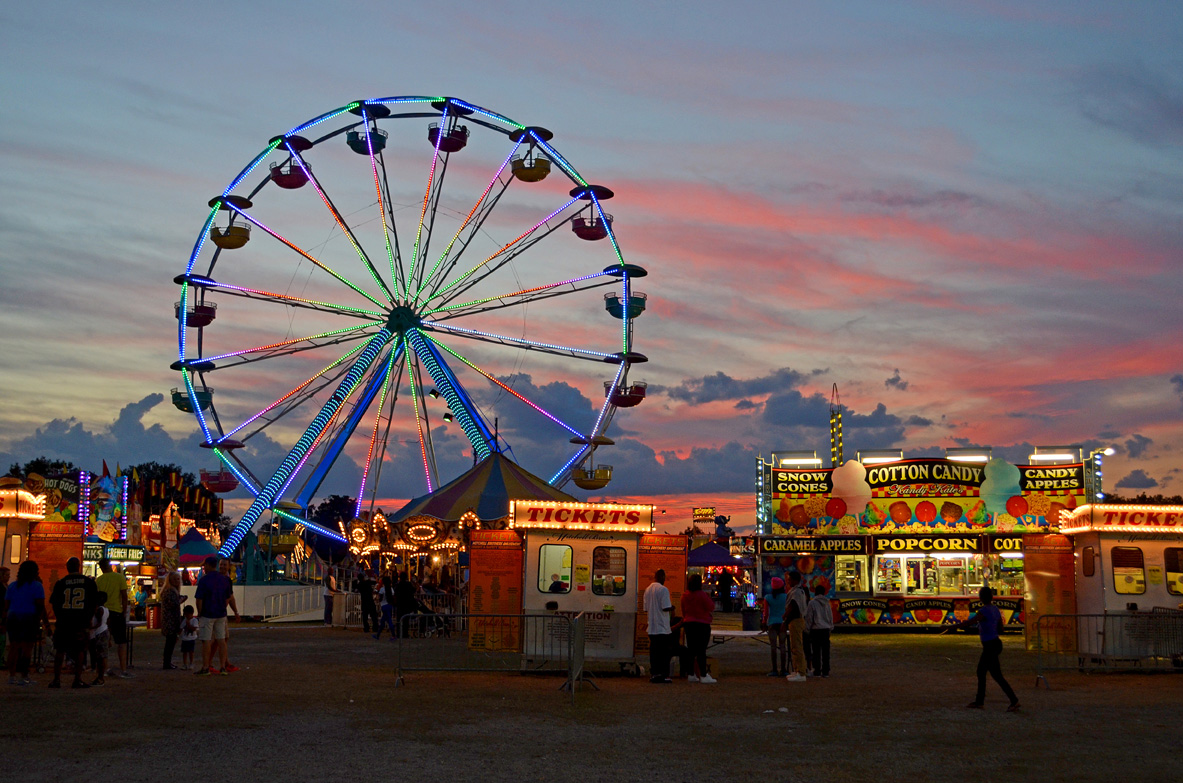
[716,569,735,613]
[681,573,716,683]
[159,571,185,670]
[356,570,380,634]
[95,558,133,678]
[322,569,339,627]
[194,556,239,676]
[804,583,834,678]
[6,561,51,686]
[48,557,99,689]
[784,571,809,683]
[945,586,1020,711]
[373,575,398,640]
[761,576,788,676]
[394,572,418,637]
[217,560,240,672]
[642,568,674,684]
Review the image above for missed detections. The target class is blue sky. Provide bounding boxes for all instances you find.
[2,1,1181,529]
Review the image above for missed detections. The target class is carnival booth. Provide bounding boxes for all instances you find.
[755,454,1089,629]
[468,500,685,665]
[1060,504,1183,614]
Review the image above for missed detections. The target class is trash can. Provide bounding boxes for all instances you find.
[741,607,761,631]
[146,604,161,630]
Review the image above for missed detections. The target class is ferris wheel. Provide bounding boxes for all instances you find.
[172,96,648,555]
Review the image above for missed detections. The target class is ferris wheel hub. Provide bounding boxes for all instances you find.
[385,304,422,333]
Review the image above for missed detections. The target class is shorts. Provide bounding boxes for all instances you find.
[180,639,196,654]
[107,612,128,645]
[53,624,88,655]
[6,615,40,645]
[89,631,110,662]
[198,616,228,641]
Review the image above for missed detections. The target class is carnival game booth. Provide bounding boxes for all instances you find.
[754,454,1093,630]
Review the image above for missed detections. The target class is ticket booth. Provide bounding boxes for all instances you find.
[1060,504,1183,614]
[512,500,655,661]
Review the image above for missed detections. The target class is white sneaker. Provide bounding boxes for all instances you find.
[687,675,701,683]
[700,674,717,684]
[786,673,807,682]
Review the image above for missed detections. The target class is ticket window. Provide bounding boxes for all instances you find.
[591,546,627,596]
[835,556,867,592]
[537,544,572,594]
[1111,546,1145,595]
[1166,548,1183,596]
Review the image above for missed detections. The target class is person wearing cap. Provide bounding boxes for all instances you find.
[95,558,132,678]
[761,576,789,676]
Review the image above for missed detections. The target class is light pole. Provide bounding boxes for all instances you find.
[1086,447,1116,503]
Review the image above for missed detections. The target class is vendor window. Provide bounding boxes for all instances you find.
[591,546,627,596]
[9,534,20,564]
[1082,546,1095,577]
[1164,548,1183,596]
[835,556,866,592]
[985,554,1025,597]
[874,555,986,596]
[537,544,571,594]
[1111,546,1145,595]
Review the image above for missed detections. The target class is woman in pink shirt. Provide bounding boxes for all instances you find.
[681,574,716,683]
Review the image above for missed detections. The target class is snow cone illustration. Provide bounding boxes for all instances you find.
[980,458,1021,522]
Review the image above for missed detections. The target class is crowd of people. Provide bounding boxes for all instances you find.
[1,554,240,688]
[346,567,465,639]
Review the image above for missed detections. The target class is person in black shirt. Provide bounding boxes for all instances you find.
[48,557,99,689]
[355,571,379,634]
[394,573,418,637]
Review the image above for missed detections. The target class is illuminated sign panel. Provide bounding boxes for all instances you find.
[510,501,655,532]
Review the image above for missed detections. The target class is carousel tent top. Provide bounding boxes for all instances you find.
[389,452,575,524]
[178,527,219,565]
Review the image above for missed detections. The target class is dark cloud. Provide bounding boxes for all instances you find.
[734,399,760,411]
[845,403,906,449]
[885,369,909,391]
[1116,469,1159,490]
[1077,63,1183,146]
[652,368,823,405]
[582,439,761,496]
[762,389,831,428]
[1125,433,1153,459]
[906,415,933,427]
[1096,430,1122,440]
[1172,374,1183,408]
[1006,411,1054,422]
[840,188,982,210]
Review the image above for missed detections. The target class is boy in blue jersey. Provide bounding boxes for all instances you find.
[945,586,1019,711]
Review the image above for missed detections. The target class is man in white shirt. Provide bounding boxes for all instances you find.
[643,569,674,684]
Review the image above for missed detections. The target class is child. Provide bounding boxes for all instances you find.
[180,605,199,670]
[804,583,834,678]
[89,591,110,687]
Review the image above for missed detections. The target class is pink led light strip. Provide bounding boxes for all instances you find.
[360,108,403,301]
[425,271,608,315]
[409,104,449,297]
[203,323,371,362]
[355,349,398,516]
[404,339,434,492]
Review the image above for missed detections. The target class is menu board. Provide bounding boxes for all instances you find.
[468,530,523,651]
[634,535,688,656]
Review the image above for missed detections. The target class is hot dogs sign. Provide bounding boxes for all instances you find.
[764,458,1084,535]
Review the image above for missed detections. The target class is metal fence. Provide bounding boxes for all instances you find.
[395,612,586,702]
[262,586,321,620]
[1034,612,1183,685]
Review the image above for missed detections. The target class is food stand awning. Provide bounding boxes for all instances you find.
[178,528,219,565]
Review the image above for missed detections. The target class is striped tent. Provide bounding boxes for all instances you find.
[389,452,575,524]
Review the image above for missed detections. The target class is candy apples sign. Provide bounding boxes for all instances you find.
[509,501,655,532]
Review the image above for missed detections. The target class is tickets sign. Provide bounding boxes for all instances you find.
[510,501,655,532]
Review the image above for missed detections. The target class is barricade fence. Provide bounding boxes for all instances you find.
[395,612,586,702]
[1034,612,1183,685]
[262,586,321,620]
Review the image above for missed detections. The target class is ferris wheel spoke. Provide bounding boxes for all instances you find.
[375,153,408,301]
[201,324,376,368]
[402,337,437,492]
[357,352,405,520]
[413,141,522,303]
[221,328,394,555]
[427,196,580,303]
[422,322,614,363]
[419,333,583,439]
[549,362,624,487]
[192,281,383,321]
[406,329,496,460]
[283,139,396,304]
[289,342,402,509]
[424,272,616,321]
[353,347,401,515]
[220,202,387,309]
[406,103,452,301]
[358,107,405,301]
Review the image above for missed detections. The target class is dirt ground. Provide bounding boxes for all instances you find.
[2,621,1179,783]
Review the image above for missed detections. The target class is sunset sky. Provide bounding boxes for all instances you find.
[2,1,1180,533]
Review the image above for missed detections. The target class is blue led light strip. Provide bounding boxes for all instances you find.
[220,329,393,557]
[550,445,591,485]
[273,508,346,543]
[449,99,525,130]
[223,139,283,197]
[529,131,586,186]
[406,330,495,461]
[589,191,625,267]
[288,103,360,136]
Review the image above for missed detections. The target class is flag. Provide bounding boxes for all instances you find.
[102,460,111,478]
[132,467,140,484]
[116,463,121,478]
